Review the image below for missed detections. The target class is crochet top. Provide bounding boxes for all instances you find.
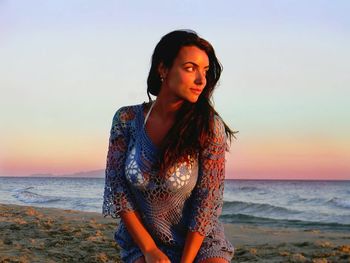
[102,103,233,261]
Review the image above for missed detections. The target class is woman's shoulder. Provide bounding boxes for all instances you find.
[112,103,144,124]
[210,114,226,141]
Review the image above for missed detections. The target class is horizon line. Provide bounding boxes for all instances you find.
[0,175,349,181]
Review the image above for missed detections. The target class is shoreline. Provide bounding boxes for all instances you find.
[1,203,349,262]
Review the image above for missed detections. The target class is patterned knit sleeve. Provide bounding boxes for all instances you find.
[188,115,227,236]
[102,107,137,218]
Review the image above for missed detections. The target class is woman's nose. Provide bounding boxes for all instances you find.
[194,70,206,85]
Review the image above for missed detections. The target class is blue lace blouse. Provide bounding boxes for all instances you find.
[102,103,234,263]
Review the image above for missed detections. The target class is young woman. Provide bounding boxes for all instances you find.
[103,30,237,263]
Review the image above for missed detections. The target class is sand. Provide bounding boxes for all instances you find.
[0,204,349,263]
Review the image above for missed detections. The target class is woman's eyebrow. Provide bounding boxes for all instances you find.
[182,62,210,69]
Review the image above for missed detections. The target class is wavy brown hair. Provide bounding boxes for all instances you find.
[146,29,238,174]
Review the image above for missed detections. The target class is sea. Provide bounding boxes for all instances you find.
[0,177,349,231]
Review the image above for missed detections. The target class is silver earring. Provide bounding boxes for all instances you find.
[160,76,164,82]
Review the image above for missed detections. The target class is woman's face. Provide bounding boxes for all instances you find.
[159,45,209,103]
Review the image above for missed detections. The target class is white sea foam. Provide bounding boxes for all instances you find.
[12,187,61,203]
[329,197,350,209]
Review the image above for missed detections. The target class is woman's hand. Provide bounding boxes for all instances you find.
[144,247,171,263]
[120,211,168,262]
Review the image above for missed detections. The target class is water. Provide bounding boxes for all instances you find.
[221,180,350,231]
[0,177,103,213]
[0,177,349,231]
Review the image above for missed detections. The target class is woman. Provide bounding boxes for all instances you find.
[103,30,237,263]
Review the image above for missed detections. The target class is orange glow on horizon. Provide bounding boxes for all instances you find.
[225,135,350,180]
[1,132,109,176]
[1,131,349,180]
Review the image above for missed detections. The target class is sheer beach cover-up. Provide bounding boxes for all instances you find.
[102,103,234,263]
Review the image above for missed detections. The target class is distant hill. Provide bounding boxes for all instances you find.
[29,169,105,178]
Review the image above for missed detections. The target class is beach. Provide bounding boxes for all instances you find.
[1,204,349,263]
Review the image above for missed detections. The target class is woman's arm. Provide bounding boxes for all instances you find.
[102,107,170,262]
[182,115,228,261]
[103,107,137,218]
[180,231,205,263]
[102,107,168,262]
[120,210,171,263]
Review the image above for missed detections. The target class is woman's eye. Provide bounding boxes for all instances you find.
[185,67,194,72]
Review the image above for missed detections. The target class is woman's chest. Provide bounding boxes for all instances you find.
[124,138,199,195]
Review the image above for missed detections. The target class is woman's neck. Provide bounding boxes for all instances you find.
[152,98,182,122]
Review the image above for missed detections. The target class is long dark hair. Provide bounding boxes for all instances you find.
[146,29,238,175]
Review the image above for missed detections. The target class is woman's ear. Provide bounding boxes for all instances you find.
[157,62,168,79]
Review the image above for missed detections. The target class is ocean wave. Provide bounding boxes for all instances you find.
[219,213,350,231]
[238,186,260,192]
[328,197,350,209]
[12,188,62,204]
[13,186,34,192]
[289,196,325,205]
[222,200,300,217]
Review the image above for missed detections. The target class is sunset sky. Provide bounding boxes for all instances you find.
[1,1,349,179]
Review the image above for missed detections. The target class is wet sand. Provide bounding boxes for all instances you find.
[0,203,349,262]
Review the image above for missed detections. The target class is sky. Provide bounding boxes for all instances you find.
[0,0,349,179]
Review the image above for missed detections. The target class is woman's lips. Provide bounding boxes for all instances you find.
[190,88,203,95]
